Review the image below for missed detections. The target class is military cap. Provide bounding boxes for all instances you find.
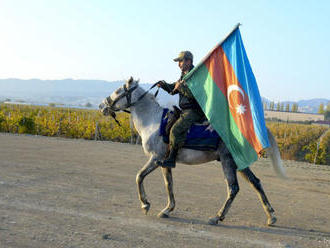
[173,51,193,62]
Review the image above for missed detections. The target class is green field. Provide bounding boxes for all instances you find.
[0,104,329,165]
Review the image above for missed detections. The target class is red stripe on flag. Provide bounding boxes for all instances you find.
[205,46,263,153]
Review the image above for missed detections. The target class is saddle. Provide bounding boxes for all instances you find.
[160,107,220,151]
[164,106,182,136]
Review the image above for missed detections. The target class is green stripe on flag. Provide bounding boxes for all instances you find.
[186,64,257,170]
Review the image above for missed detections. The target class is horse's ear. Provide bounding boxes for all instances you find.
[126,76,134,87]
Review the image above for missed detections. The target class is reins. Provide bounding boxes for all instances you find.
[107,82,159,126]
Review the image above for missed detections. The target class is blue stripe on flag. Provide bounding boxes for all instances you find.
[221,29,269,148]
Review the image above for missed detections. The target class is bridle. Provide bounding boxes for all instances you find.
[104,82,159,126]
[107,83,139,112]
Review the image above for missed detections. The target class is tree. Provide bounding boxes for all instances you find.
[318,103,325,114]
[323,102,330,120]
[85,102,93,108]
[325,111,330,121]
[280,103,284,111]
[285,103,290,112]
[292,103,298,112]
[269,101,275,111]
[276,102,281,111]
[263,101,268,110]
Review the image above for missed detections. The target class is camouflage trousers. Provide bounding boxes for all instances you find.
[169,109,205,149]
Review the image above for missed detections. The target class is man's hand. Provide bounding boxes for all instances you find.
[156,80,167,88]
[169,80,183,95]
[174,80,183,91]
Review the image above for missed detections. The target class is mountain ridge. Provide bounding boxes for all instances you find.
[0,78,328,113]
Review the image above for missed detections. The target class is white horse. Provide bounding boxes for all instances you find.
[99,77,286,226]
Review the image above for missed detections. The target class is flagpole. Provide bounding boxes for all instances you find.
[184,23,241,81]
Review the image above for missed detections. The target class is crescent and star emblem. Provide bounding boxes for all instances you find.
[227,85,247,115]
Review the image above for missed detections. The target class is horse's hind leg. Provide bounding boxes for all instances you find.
[136,156,158,214]
[157,167,175,218]
[209,149,239,225]
[239,168,277,226]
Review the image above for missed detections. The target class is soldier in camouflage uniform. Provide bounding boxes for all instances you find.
[156,51,205,168]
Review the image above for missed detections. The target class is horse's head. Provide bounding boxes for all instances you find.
[99,76,139,116]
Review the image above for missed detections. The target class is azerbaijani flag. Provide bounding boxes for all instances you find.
[184,24,269,170]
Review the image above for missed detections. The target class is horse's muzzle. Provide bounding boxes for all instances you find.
[100,107,112,116]
[99,103,113,116]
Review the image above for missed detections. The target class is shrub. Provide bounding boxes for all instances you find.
[18,116,35,134]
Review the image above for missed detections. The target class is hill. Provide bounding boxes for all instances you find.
[0,78,327,112]
[0,78,178,108]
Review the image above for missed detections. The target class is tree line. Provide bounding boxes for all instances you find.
[263,101,299,112]
[263,100,330,120]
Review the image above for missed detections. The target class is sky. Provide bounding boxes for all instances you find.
[0,0,329,101]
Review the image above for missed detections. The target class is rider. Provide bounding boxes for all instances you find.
[156,51,205,168]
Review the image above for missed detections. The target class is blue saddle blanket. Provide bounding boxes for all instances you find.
[159,108,220,151]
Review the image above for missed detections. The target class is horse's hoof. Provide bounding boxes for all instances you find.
[142,202,150,215]
[267,216,277,226]
[208,217,219,225]
[157,212,169,218]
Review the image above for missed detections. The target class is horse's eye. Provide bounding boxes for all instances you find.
[106,96,112,104]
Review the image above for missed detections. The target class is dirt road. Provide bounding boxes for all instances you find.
[0,133,329,247]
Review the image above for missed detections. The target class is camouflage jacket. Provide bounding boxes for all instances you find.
[160,65,203,113]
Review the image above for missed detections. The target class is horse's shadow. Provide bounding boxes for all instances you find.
[165,216,330,239]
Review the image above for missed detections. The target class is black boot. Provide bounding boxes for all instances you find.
[156,147,178,168]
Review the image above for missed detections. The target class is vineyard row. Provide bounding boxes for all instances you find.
[0,104,329,165]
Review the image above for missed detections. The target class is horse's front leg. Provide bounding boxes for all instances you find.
[136,156,159,214]
[158,167,175,218]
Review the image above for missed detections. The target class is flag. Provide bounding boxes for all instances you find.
[184,25,269,170]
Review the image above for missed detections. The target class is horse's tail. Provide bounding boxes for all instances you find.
[266,128,287,179]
